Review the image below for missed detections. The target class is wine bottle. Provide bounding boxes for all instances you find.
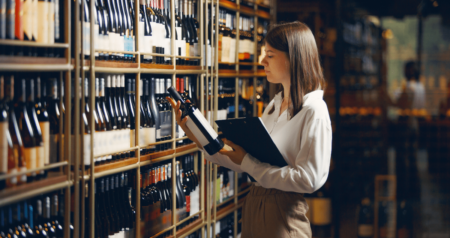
[397,200,412,238]
[149,77,160,149]
[0,76,8,190]
[121,75,130,129]
[167,87,224,155]
[310,185,332,238]
[50,194,63,237]
[26,78,45,180]
[46,77,62,165]
[125,77,135,146]
[156,165,168,213]
[176,161,186,209]
[42,196,57,237]
[105,75,118,130]
[357,197,374,238]
[94,78,106,131]
[5,76,26,186]
[112,75,123,129]
[100,77,113,131]
[35,77,50,175]
[163,164,172,211]
[15,77,37,181]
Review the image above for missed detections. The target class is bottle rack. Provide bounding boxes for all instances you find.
[0,0,275,237]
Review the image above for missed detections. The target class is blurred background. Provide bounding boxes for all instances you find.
[252,0,450,237]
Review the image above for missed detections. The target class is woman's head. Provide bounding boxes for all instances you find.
[261,22,326,117]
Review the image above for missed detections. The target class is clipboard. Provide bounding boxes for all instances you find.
[215,117,288,182]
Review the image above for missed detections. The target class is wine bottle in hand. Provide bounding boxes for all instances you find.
[167,87,223,155]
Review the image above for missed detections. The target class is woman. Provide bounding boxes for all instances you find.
[168,22,332,238]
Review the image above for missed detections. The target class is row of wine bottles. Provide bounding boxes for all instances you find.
[139,154,199,215]
[215,167,234,205]
[216,8,269,66]
[89,172,136,238]
[0,73,195,189]
[0,0,64,57]
[0,74,56,189]
[0,191,65,238]
[77,0,200,65]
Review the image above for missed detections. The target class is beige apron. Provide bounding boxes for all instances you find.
[241,185,312,238]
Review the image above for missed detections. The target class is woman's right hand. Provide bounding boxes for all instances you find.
[166,97,204,149]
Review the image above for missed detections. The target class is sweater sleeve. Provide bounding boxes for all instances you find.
[240,118,332,193]
[200,148,245,173]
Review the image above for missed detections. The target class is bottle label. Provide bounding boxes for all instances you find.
[229,39,236,63]
[93,23,99,57]
[185,195,190,213]
[138,21,145,53]
[0,122,7,173]
[36,145,44,169]
[143,35,152,60]
[83,21,91,56]
[130,129,136,147]
[358,224,374,237]
[32,0,38,40]
[8,168,18,185]
[311,197,332,225]
[221,36,231,63]
[23,147,37,171]
[139,127,156,146]
[22,0,32,39]
[47,0,54,43]
[185,109,219,147]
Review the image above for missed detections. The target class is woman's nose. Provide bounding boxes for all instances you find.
[261,55,268,67]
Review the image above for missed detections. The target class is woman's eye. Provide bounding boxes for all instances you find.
[267,55,273,58]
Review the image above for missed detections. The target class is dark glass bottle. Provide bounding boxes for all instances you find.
[15,77,37,181]
[113,75,123,129]
[106,76,118,130]
[100,77,112,131]
[35,77,50,172]
[26,78,45,180]
[94,78,106,131]
[0,76,8,190]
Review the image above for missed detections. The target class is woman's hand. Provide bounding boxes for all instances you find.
[167,97,204,149]
[219,139,247,165]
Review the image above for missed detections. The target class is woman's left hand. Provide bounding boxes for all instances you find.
[219,139,247,165]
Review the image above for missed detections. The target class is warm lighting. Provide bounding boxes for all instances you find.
[382,29,394,39]
[433,1,438,7]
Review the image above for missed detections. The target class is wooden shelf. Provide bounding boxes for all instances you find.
[0,39,69,48]
[0,175,69,206]
[141,149,176,162]
[219,0,238,11]
[79,59,139,69]
[85,158,139,174]
[141,63,174,69]
[240,5,255,16]
[167,219,203,238]
[175,143,198,154]
[0,56,67,65]
[176,65,202,70]
[256,9,271,19]
[215,197,246,221]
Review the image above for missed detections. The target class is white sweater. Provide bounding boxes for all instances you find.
[203,90,332,194]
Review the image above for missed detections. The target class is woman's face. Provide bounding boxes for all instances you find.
[260,43,290,85]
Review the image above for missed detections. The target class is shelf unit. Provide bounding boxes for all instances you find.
[208,0,276,237]
[0,0,274,237]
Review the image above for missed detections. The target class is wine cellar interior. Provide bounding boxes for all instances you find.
[1,0,450,237]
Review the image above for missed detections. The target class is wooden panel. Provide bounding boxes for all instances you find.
[175,143,198,153]
[256,9,271,19]
[0,56,66,65]
[141,63,174,69]
[140,149,176,162]
[0,175,67,199]
[219,0,238,11]
[240,5,255,16]
[88,158,139,174]
[176,65,202,70]
[166,218,203,238]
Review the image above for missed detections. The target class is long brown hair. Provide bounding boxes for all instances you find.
[266,22,326,117]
